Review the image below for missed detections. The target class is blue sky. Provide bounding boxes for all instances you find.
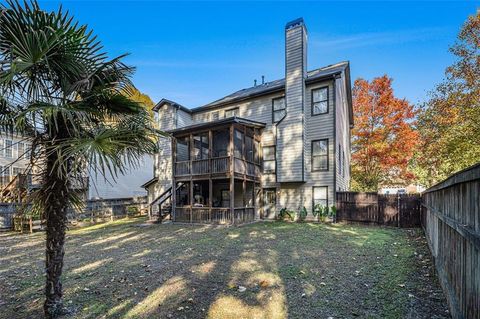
[38,1,479,107]
[29,1,479,198]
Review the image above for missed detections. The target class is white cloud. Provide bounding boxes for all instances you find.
[311,27,448,50]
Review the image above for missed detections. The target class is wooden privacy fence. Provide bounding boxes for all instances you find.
[421,163,480,319]
[336,192,421,227]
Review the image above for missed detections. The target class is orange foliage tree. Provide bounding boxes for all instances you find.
[351,75,418,191]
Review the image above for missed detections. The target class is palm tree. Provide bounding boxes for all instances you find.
[0,1,160,317]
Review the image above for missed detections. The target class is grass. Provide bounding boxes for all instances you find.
[0,218,450,319]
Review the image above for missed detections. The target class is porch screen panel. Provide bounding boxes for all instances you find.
[213,130,229,157]
[254,140,260,164]
[176,182,190,206]
[193,134,209,160]
[234,130,244,158]
[176,137,190,161]
[245,136,253,162]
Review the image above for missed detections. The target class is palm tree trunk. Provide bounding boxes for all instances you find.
[43,151,70,318]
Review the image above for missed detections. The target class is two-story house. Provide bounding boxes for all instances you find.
[0,133,89,203]
[143,18,353,224]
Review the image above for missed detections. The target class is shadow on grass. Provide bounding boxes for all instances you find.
[0,219,448,319]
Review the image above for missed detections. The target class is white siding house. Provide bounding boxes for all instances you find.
[143,18,353,222]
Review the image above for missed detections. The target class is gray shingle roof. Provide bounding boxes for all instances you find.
[154,61,349,114]
[192,61,349,112]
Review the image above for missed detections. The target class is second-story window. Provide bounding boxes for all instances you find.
[312,139,328,171]
[18,142,25,159]
[312,87,329,115]
[225,108,238,118]
[4,140,13,158]
[211,111,219,121]
[272,97,286,123]
[263,146,276,173]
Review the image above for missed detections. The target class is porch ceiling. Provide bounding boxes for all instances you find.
[167,117,266,136]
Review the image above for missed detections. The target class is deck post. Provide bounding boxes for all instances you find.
[171,137,177,221]
[229,124,235,225]
[208,130,213,222]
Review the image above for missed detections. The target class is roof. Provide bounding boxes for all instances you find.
[141,177,158,189]
[152,99,190,113]
[167,117,266,135]
[193,61,350,112]
[154,61,353,126]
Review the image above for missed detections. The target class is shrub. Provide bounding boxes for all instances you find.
[278,208,296,221]
[298,206,308,222]
[313,204,330,222]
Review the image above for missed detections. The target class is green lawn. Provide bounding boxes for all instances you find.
[0,218,449,319]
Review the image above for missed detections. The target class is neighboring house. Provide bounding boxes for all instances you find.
[379,184,426,195]
[143,18,353,224]
[0,133,35,202]
[0,133,89,203]
[88,155,153,199]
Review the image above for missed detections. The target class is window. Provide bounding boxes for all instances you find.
[12,167,21,180]
[342,151,346,178]
[224,108,238,118]
[312,87,328,115]
[263,146,275,173]
[24,143,31,160]
[312,139,328,171]
[4,140,13,158]
[0,166,10,185]
[338,144,342,176]
[18,142,25,159]
[211,111,219,121]
[313,186,328,210]
[272,97,286,123]
[176,137,190,162]
[193,134,209,160]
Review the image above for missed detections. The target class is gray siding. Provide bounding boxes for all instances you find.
[335,75,351,191]
[150,104,194,203]
[305,79,336,194]
[277,23,306,182]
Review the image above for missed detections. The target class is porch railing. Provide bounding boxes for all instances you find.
[192,159,209,175]
[212,156,229,174]
[234,157,245,174]
[174,206,254,225]
[175,161,191,176]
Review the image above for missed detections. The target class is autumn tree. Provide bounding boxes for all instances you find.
[415,10,480,186]
[351,75,418,191]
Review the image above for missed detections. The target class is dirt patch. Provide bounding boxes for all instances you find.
[0,218,450,318]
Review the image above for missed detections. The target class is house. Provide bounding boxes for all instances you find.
[379,184,426,195]
[143,18,353,224]
[0,133,89,203]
